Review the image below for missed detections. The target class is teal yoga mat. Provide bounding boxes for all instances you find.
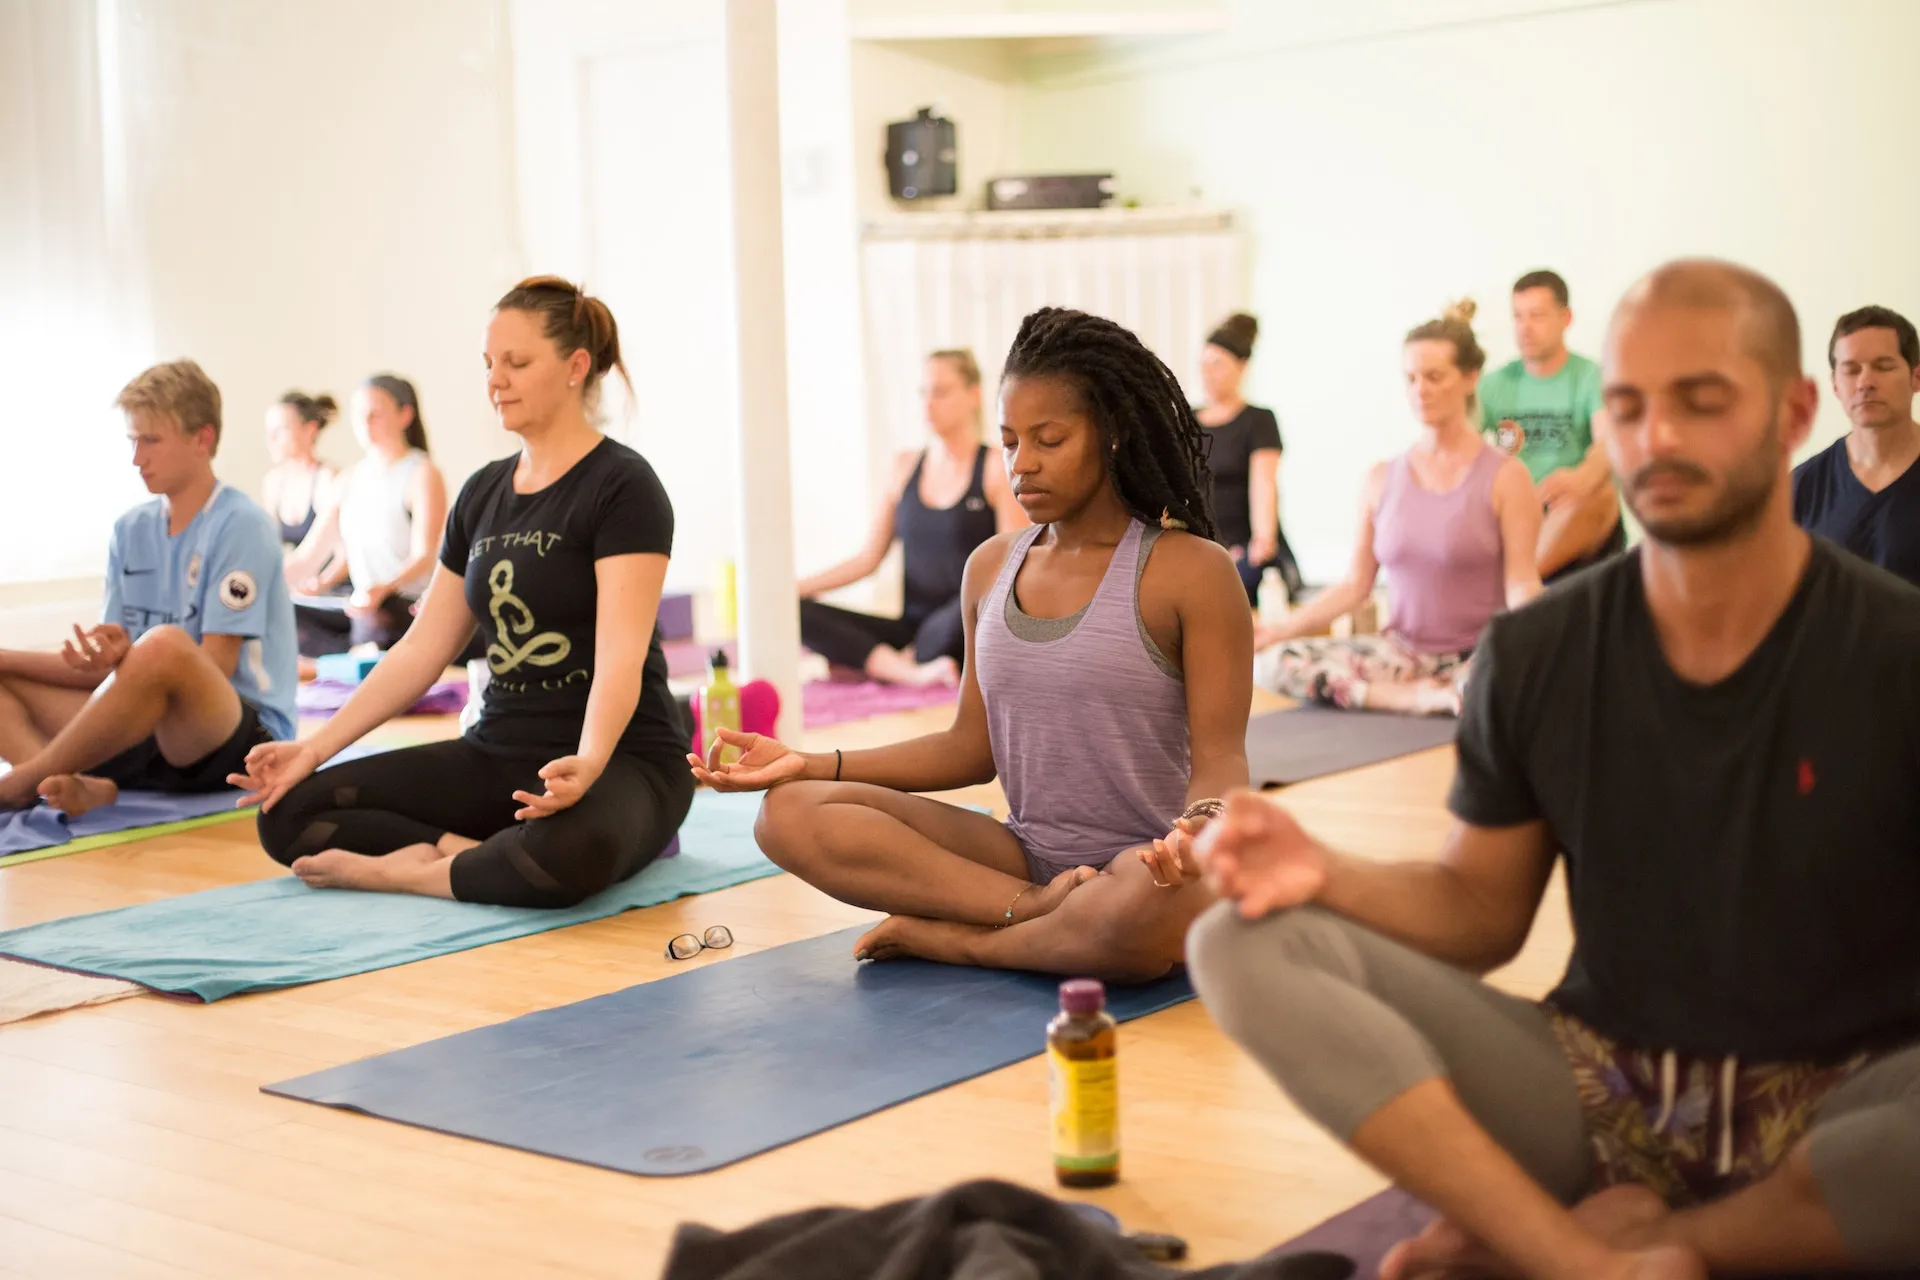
[0,791,774,1001]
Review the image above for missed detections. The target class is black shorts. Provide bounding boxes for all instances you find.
[92,701,273,794]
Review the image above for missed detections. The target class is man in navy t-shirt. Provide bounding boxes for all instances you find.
[0,361,298,815]
[1792,305,1920,586]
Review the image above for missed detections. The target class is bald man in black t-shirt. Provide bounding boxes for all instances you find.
[1185,261,1920,1279]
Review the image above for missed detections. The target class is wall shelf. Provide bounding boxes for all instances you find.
[849,8,1228,50]
[862,203,1231,240]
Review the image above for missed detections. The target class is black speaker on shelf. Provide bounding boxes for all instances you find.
[886,106,957,201]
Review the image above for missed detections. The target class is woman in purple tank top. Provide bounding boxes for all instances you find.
[1253,302,1543,716]
[690,309,1254,984]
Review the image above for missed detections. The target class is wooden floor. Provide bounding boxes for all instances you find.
[0,700,1579,1278]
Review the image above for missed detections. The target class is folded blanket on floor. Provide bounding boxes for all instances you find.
[662,1178,1318,1280]
[0,962,142,1024]
[0,791,772,1001]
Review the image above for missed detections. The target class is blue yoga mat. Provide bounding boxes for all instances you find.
[265,927,1194,1176]
[0,791,773,1000]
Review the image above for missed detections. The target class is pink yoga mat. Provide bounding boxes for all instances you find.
[801,678,956,729]
[297,678,467,718]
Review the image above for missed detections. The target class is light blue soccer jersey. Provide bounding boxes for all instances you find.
[103,485,299,740]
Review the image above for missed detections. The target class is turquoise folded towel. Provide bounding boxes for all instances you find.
[0,791,772,1001]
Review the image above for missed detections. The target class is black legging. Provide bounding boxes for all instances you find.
[799,597,965,671]
[295,594,415,656]
[257,738,694,908]
[1231,531,1306,606]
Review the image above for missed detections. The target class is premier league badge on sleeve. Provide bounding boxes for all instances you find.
[219,569,258,610]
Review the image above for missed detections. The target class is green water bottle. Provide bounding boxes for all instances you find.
[700,650,742,766]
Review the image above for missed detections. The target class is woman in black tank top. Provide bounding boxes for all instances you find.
[265,391,341,559]
[798,350,1024,685]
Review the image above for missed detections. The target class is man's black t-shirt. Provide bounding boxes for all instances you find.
[1200,405,1283,551]
[1449,538,1920,1062]
[1792,436,1920,588]
[443,438,685,761]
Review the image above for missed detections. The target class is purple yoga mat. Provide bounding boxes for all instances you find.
[297,678,468,718]
[1266,1190,1433,1277]
[1262,1190,1918,1280]
[801,677,956,728]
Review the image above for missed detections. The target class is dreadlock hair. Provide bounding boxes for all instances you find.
[1000,307,1217,540]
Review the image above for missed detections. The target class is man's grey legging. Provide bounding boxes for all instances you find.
[1185,903,1920,1268]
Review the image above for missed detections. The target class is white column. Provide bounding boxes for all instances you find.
[724,0,802,737]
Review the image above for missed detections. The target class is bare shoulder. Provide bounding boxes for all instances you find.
[885,448,920,495]
[963,530,1025,596]
[1490,453,1535,503]
[1142,529,1242,603]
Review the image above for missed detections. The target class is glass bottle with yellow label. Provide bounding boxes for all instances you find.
[1048,977,1119,1187]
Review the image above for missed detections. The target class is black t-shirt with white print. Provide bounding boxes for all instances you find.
[443,437,684,761]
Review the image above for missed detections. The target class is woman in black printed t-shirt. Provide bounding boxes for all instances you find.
[232,277,693,908]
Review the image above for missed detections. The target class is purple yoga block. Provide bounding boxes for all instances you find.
[657,593,695,642]
[658,834,681,860]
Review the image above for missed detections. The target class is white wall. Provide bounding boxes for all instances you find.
[1017,0,1920,578]
[0,0,523,626]
[119,0,525,509]
[779,0,879,593]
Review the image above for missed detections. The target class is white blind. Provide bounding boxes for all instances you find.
[0,0,152,585]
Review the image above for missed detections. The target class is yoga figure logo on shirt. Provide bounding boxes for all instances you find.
[485,559,571,675]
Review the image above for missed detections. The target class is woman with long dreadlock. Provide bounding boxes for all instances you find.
[690,308,1253,983]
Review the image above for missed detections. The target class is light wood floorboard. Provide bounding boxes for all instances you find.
[0,698,1575,1276]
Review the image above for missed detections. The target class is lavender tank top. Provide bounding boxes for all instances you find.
[976,521,1190,870]
[1372,443,1507,654]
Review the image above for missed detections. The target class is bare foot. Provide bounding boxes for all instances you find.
[37,774,120,817]
[1018,864,1097,922]
[290,842,450,893]
[1572,1185,1671,1249]
[852,865,1096,962]
[864,646,958,688]
[1380,1216,1509,1280]
[0,771,42,809]
[1603,1247,1705,1280]
[1381,1187,1681,1280]
[852,914,973,963]
[907,656,960,688]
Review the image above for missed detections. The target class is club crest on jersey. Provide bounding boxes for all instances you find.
[218,570,258,611]
[1495,419,1527,455]
[187,552,202,589]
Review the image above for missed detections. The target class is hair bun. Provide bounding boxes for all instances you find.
[1443,298,1478,326]
[1221,313,1259,346]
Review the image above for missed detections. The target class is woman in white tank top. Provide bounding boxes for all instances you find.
[293,375,449,656]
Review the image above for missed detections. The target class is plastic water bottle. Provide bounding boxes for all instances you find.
[699,650,742,766]
[1257,567,1289,625]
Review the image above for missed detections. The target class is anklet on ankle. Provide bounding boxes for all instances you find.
[1003,884,1034,925]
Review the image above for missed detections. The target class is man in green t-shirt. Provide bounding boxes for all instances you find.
[1479,270,1625,579]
